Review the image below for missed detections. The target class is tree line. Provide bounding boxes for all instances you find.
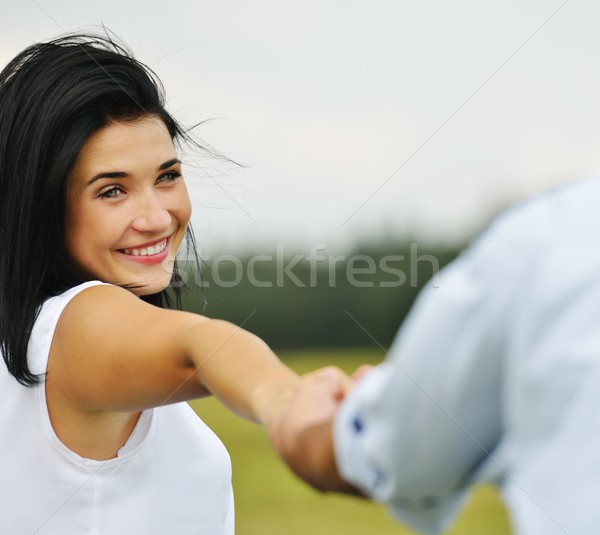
[181,240,463,351]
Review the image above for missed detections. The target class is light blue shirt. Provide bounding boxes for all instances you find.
[334,176,600,534]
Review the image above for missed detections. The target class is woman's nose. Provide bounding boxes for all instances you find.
[130,189,171,233]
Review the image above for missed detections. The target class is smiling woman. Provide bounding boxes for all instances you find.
[0,32,336,535]
[65,117,192,295]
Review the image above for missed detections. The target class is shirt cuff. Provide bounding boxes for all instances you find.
[332,368,469,535]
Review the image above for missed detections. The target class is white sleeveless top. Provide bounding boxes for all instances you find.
[0,281,234,535]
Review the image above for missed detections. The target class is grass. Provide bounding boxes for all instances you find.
[189,349,512,535]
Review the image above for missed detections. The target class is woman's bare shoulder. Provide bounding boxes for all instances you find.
[48,283,208,412]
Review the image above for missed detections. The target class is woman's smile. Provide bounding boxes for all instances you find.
[119,235,172,264]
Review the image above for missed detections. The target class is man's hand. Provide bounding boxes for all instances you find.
[267,366,364,495]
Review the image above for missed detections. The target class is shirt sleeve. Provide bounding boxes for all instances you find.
[333,230,514,534]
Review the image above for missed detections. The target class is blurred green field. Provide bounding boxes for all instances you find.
[189,349,512,535]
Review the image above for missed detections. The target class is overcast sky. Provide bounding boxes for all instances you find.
[2,1,599,254]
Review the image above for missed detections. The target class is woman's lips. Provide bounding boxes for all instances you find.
[118,236,171,265]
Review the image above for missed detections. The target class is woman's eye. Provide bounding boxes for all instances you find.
[156,170,181,184]
[98,186,125,199]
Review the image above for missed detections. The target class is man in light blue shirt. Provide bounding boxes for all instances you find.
[271,176,600,534]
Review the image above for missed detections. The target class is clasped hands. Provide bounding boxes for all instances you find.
[266,365,371,496]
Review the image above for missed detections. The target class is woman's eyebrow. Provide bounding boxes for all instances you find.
[85,158,182,186]
[158,158,181,170]
[85,170,128,186]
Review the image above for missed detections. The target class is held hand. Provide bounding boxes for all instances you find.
[267,366,363,495]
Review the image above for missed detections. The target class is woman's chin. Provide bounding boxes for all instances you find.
[133,281,172,297]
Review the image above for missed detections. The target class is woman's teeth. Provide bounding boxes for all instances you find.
[122,238,167,257]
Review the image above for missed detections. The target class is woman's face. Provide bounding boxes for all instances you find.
[65,116,192,295]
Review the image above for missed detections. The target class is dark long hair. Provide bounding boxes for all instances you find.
[0,33,203,386]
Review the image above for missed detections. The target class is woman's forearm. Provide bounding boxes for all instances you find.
[183,319,300,424]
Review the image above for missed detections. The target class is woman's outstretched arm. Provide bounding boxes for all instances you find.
[49,283,299,423]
